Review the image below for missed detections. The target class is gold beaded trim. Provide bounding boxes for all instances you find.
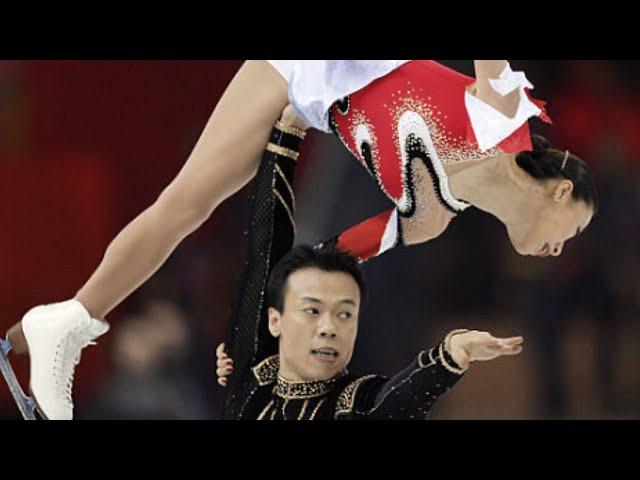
[275,120,307,140]
[252,355,279,386]
[334,375,377,417]
[267,143,300,161]
[281,398,290,419]
[309,398,326,420]
[418,348,436,368]
[443,329,470,373]
[274,162,296,211]
[257,400,275,420]
[297,399,309,420]
[275,374,337,400]
[273,189,297,235]
[438,342,467,375]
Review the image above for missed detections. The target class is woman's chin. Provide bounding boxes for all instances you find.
[509,237,534,256]
[514,247,530,256]
[506,227,528,255]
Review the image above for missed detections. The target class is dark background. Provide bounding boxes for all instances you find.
[0,60,637,419]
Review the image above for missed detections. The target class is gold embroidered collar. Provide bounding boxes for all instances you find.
[252,355,280,386]
[252,355,345,399]
[275,374,339,400]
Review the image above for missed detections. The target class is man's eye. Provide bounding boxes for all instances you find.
[338,312,352,320]
[304,308,319,315]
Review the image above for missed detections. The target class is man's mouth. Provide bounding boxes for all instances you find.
[311,348,339,362]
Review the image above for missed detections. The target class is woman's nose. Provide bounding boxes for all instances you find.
[552,243,563,256]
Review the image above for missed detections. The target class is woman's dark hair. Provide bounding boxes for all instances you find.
[266,245,367,313]
[516,135,598,214]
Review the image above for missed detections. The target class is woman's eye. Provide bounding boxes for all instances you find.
[304,308,319,315]
[338,312,352,320]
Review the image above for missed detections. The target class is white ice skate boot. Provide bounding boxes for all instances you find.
[2,299,109,420]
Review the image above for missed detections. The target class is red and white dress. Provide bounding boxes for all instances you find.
[268,60,551,262]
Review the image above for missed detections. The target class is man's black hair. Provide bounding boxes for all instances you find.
[266,244,367,312]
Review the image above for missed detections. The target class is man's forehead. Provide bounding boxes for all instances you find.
[285,268,360,301]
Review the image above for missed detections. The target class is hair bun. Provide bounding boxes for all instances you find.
[531,134,550,154]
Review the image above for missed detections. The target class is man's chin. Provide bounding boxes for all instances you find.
[304,363,345,381]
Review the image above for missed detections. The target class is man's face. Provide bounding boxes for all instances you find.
[269,267,361,381]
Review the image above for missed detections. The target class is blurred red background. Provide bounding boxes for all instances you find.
[1,60,638,419]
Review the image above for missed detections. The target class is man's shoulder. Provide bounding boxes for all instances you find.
[334,373,386,418]
[251,355,279,386]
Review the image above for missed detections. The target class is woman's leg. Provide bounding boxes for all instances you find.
[75,60,290,319]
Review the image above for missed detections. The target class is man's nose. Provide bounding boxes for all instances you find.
[318,315,337,338]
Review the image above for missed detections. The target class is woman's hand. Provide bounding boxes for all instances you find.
[446,330,523,370]
[215,343,234,387]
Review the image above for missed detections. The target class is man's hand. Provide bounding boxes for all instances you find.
[278,104,309,132]
[446,330,523,370]
[215,343,234,387]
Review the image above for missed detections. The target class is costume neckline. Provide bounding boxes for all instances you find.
[274,374,341,400]
[253,355,347,398]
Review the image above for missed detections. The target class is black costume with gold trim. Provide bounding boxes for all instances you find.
[222,118,464,420]
[238,343,464,420]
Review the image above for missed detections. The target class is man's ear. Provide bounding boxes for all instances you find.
[553,179,574,202]
[268,307,282,338]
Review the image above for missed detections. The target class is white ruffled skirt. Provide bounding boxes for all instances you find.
[267,60,409,133]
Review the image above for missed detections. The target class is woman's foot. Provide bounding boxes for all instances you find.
[7,299,109,420]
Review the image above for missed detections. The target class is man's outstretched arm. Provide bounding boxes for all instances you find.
[357,330,524,420]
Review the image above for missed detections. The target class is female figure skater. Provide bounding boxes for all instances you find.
[1,60,597,420]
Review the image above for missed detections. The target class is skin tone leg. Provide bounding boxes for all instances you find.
[74,61,290,320]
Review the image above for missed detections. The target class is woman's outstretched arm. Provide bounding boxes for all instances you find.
[75,61,290,320]
[316,208,400,263]
[316,202,454,264]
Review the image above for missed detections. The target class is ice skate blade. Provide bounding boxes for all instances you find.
[0,338,37,420]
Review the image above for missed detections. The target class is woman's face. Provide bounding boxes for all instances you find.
[506,183,594,257]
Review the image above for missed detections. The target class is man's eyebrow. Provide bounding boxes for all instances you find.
[339,299,357,306]
[301,297,322,304]
[300,297,356,306]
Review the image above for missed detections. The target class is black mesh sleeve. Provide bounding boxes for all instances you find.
[362,343,466,420]
[222,124,303,419]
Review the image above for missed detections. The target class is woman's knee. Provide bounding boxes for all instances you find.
[154,186,215,237]
[153,61,294,235]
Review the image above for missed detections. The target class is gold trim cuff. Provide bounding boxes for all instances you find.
[275,120,307,139]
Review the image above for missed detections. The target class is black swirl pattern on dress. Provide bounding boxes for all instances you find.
[359,142,377,179]
[403,133,460,215]
[336,96,350,115]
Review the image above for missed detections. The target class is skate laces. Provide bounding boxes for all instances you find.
[53,323,99,408]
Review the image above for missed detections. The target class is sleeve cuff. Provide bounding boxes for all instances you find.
[418,343,467,376]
